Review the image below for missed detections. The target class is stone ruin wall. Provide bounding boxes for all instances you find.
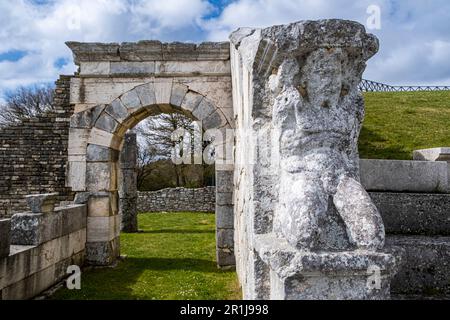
[137,187,216,213]
[0,76,75,218]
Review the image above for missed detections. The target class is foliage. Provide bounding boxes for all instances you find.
[0,84,54,126]
[136,112,215,190]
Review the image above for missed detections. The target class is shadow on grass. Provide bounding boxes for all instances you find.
[52,257,234,300]
[359,127,411,160]
[125,257,228,272]
[138,229,215,234]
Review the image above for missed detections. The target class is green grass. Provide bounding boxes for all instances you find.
[360,91,450,160]
[52,212,241,300]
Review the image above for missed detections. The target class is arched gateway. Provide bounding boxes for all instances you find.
[66,41,235,267]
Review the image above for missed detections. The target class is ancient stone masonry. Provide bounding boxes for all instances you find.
[231,20,399,299]
[66,40,235,267]
[0,76,75,218]
[0,194,86,300]
[137,187,216,213]
[119,132,138,233]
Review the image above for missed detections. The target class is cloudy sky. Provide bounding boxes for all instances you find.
[1,0,450,102]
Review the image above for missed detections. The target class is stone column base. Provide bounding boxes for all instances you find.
[255,234,402,300]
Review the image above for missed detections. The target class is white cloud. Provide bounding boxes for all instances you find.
[0,0,212,98]
[205,0,450,85]
[1,0,450,100]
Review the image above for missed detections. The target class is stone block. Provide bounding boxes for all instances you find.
[80,62,111,75]
[73,192,91,205]
[203,110,226,130]
[10,212,61,246]
[119,132,137,168]
[119,40,163,61]
[88,192,118,217]
[387,235,450,294]
[360,159,449,193]
[217,192,233,206]
[110,61,155,74]
[135,83,157,107]
[216,205,234,229]
[0,219,11,258]
[86,162,118,192]
[216,170,234,193]
[1,264,56,300]
[94,112,119,133]
[87,144,119,162]
[66,160,87,192]
[255,233,400,300]
[120,197,138,233]
[192,98,215,121]
[58,204,87,236]
[217,248,236,268]
[25,193,59,214]
[68,128,90,155]
[120,89,142,112]
[217,229,234,249]
[87,215,119,242]
[105,99,129,123]
[413,147,450,163]
[170,83,188,107]
[86,237,120,266]
[88,128,122,150]
[370,192,450,236]
[154,81,173,106]
[70,105,105,128]
[181,91,204,113]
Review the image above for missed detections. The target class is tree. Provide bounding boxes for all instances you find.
[136,112,196,187]
[136,142,158,189]
[0,85,55,126]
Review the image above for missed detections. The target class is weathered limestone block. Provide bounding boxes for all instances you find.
[10,204,87,246]
[119,132,138,233]
[255,234,399,300]
[0,219,11,258]
[413,147,450,163]
[231,19,398,300]
[387,235,450,295]
[25,193,59,214]
[360,159,450,193]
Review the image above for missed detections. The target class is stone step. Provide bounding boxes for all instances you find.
[387,235,450,295]
[371,193,450,235]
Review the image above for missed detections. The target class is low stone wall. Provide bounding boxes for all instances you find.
[137,187,216,213]
[0,200,87,300]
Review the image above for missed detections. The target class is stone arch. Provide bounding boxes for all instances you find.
[68,80,235,267]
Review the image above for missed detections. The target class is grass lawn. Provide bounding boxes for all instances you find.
[52,212,241,300]
[360,91,450,160]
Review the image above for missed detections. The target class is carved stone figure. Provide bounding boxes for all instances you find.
[267,21,385,252]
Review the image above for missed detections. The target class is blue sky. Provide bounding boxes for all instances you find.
[1,0,450,103]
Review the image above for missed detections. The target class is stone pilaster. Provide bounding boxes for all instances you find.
[119,132,138,233]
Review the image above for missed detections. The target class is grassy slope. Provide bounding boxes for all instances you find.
[52,213,241,300]
[360,91,450,160]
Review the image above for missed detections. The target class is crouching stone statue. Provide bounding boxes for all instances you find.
[231,19,401,300]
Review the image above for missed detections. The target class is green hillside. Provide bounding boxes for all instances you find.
[360,91,450,160]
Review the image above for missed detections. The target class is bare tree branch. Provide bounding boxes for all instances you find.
[0,84,55,126]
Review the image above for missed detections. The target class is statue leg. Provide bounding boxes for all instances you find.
[333,176,385,251]
[274,173,328,250]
